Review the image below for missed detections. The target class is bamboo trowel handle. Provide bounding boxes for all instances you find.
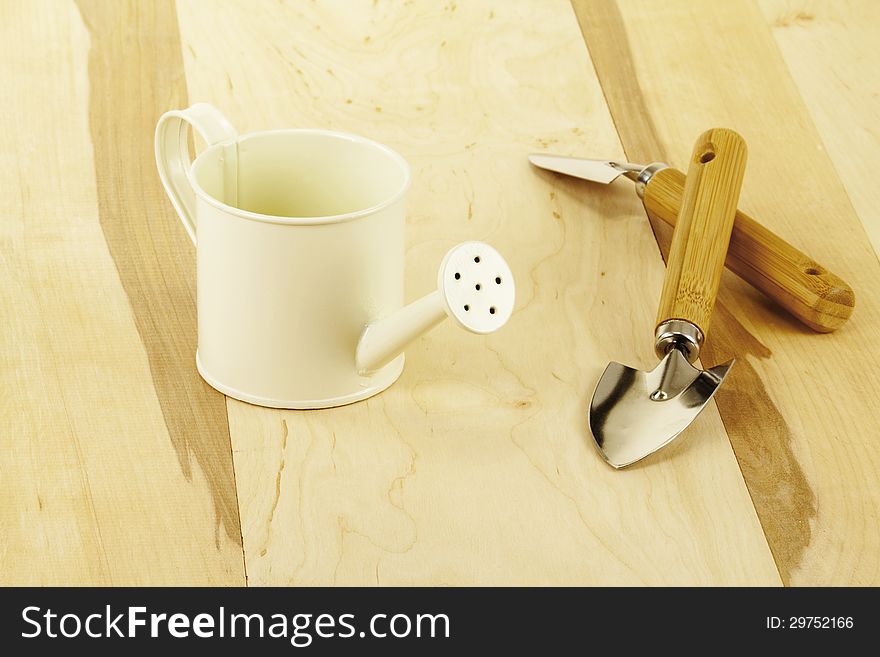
[655,129,747,358]
[643,168,854,333]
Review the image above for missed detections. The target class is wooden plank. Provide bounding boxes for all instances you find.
[757,0,880,258]
[178,0,779,585]
[0,0,244,585]
[574,0,880,585]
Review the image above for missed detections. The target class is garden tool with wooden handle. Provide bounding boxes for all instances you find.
[528,149,854,332]
[589,128,746,468]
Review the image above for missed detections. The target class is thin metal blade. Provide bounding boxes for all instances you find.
[528,154,631,184]
[588,349,734,468]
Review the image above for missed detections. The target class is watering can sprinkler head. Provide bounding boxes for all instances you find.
[356,241,515,374]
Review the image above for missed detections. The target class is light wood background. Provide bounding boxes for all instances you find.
[1,0,877,586]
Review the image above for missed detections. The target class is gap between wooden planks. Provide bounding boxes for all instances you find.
[177,0,779,585]
[574,0,880,585]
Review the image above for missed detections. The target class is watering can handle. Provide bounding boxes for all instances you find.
[155,103,238,245]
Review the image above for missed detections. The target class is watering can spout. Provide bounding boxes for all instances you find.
[355,242,515,375]
[356,290,448,375]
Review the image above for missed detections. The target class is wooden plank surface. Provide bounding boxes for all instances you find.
[0,0,244,584]
[757,0,880,258]
[573,0,880,585]
[177,0,778,585]
[1,0,875,586]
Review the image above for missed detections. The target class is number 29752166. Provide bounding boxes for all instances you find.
[766,617,854,629]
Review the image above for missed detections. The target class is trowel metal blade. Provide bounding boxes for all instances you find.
[588,349,734,469]
[527,154,630,185]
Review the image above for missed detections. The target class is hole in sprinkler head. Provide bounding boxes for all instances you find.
[475,283,481,291]
[699,151,715,164]
[474,256,481,263]
[464,304,470,311]
[495,277,502,284]
[454,272,461,280]
[489,306,496,315]
[805,267,822,276]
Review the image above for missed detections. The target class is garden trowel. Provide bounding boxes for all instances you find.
[588,128,746,468]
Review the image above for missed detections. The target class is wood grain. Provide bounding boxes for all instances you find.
[574,0,880,585]
[74,0,244,553]
[0,0,243,584]
[758,0,880,259]
[657,128,746,336]
[177,0,779,585]
[3,0,873,587]
[644,168,855,332]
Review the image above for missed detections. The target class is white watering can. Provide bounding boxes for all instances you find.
[155,104,515,409]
